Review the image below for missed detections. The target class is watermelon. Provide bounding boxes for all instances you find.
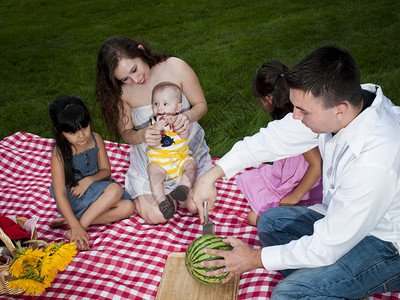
[185,234,233,284]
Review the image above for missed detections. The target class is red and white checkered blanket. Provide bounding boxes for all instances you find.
[0,132,398,300]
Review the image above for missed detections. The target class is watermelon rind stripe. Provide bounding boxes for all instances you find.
[190,267,228,285]
[185,235,233,285]
[189,237,229,262]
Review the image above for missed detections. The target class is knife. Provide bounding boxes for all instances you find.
[202,202,215,235]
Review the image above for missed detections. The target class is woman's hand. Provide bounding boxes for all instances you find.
[171,113,191,135]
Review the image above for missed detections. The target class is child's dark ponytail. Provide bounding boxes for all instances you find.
[49,95,91,186]
[251,60,292,120]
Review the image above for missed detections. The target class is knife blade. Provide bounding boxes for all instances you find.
[202,202,215,235]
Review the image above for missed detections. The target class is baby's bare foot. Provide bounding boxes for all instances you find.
[48,217,68,228]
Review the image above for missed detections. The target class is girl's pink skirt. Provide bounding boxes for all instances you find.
[236,154,323,216]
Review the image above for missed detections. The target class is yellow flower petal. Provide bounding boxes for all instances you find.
[45,242,57,254]
[40,255,58,281]
[50,243,77,271]
[10,249,45,278]
[8,278,48,296]
[8,241,76,296]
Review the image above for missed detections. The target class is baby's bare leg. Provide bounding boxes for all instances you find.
[147,163,176,220]
[179,160,197,188]
[169,160,198,212]
[147,163,167,204]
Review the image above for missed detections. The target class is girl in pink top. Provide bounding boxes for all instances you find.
[236,60,323,226]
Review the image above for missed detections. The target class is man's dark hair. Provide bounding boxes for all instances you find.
[286,45,362,109]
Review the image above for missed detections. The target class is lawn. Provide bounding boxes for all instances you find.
[1,0,399,157]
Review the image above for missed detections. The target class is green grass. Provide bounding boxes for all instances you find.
[1,0,399,157]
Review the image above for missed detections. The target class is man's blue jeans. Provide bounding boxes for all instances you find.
[258,206,400,299]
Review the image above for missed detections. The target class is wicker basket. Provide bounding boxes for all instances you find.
[0,217,38,295]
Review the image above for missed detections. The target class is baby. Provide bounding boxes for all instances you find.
[147,82,198,220]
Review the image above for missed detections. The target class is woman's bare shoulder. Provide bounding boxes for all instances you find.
[160,57,194,83]
[163,56,190,69]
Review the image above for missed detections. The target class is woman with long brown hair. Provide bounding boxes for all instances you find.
[96,36,212,224]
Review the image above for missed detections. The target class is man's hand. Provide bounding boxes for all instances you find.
[201,236,263,283]
[192,165,225,223]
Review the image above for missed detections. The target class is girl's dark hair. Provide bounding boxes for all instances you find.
[49,95,91,186]
[251,60,292,120]
[95,36,171,141]
[286,45,362,108]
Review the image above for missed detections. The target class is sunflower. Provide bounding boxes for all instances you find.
[9,248,46,278]
[46,241,77,271]
[40,254,58,281]
[7,240,77,296]
[8,278,49,296]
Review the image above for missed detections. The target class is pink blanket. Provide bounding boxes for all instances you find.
[0,132,398,299]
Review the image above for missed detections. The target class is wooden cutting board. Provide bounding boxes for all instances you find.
[156,252,239,300]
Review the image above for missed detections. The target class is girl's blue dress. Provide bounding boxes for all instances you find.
[50,134,132,219]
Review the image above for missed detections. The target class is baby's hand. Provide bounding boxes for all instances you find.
[164,115,177,126]
[154,116,168,129]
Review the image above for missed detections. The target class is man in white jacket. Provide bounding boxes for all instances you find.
[193,45,400,299]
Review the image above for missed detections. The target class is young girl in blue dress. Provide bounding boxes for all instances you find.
[48,95,135,250]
